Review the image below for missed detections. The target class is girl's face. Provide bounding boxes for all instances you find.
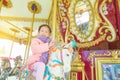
[38,26,51,38]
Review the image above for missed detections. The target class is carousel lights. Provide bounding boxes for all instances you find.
[1,0,12,8]
[28,1,41,14]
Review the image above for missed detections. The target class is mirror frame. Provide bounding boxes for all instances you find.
[68,0,116,48]
[69,0,95,42]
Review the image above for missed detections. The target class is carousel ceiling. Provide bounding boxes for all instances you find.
[0,0,53,40]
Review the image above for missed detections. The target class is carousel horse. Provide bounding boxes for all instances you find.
[19,46,74,80]
[19,40,77,80]
[0,56,23,80]
[44,40,77,80]
[11,55,31,80]
[10,55,23,75]
[0,58,11,80]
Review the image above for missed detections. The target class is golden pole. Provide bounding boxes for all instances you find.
[118,0,120,11]
[22,31,29,64]
[23,45,27,64]
[23,27,31,64]
[9,33,15,57]
[25,12,35,62]
[24,1,41,63]
[52,0,57,39]
[1,19,28,34]
[0,0,3,12]
[9,28,19,57]
[91,58,94,80]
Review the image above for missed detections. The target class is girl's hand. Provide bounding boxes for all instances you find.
[49,40,57,48]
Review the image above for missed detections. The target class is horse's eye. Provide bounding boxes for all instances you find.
[66,54,69,56]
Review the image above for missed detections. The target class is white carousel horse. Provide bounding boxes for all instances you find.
[44,45,73,80]
[19,46,73,80]
[20,40,77,80]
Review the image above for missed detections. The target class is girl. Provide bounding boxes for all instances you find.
[27,24,56,80]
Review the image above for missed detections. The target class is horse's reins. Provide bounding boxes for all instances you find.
[52,48,63,67]
[52,47,68,67]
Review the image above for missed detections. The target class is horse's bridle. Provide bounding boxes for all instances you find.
[52,48,69,67]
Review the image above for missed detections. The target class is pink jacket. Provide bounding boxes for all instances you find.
[27,38,49,68]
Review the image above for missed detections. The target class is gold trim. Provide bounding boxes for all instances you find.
[10,28,20,33]
[95,56,120,80]
[69,0,95,42]
[95,0,102,22]
[48,0,53,21]
[0,0,3,12]
[0,16,48,22]
[88,51,110,59]
[68,0,116,48]
[52,0,57,39]
[1,19,28,34]
[118,0,120,11]
[0,30,27,44]
[108,50,120,59]
[71,51,85,80]
[57,0,71,42]
[99,0,116,42]
[88,50,120,60]
[78,34,106,48]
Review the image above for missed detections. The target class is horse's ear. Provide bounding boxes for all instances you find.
[50,47,59,53]
[64,39,77,48]
[67,47,74,54]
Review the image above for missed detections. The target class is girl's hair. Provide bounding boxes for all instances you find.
[38,24,52,33]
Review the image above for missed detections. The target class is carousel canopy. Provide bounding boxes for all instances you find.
[0,0,53,41]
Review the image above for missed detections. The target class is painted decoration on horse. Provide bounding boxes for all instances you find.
[44,40,77,80]
[44,47,72,80]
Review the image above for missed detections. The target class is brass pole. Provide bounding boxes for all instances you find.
[0,0,3,12]
[23,27,30,64]
[52,0,57,39]
[91,58,94,80]
[9,32,16,57]
[25,12,35,61]
[9,28,19,57]
[1,19,28,34]
[23,43,28,64]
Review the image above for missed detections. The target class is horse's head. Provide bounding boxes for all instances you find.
[62,48,73,72]
[45,46,74,80]
[0,58,11,70]
[49,46,73,73]
[14,56,22,68]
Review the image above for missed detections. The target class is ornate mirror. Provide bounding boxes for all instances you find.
[75,1,90,34]
[68,0,116,47]
[69,0,95,42]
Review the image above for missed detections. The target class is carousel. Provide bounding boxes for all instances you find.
[0,0,120,80]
